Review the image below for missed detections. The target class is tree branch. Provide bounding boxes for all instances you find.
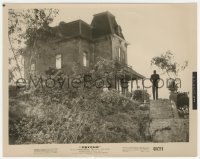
[8,35,22,78]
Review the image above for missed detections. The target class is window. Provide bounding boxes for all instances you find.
[56,54,62,69]
[118,48,121,61]
[31,63,35,71]
[30,62,36,75]
[83,52,88,67]
[117,47,126,64]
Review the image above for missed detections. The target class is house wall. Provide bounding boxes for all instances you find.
[24,37,94,78]
[94,36,112,62]
[79,39,94,67]
[55,39,79,74]
[24,35,128,79]
[111,35,127,64]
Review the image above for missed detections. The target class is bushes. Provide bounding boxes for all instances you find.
[9,88,150,144]
[177,92,189,108]
[177,92,189,118]
[169,92,189,118]
[132,90,150,102]
[9,57,151,144]
[170,92,189,109]
[9,85,19,97]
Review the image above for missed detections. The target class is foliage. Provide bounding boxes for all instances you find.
[9,88,151,144]
[151,51,188,92]
[8,8,59,80]
[9,85,18,97]
[151,51,188,78]
[167,80,179,92]
[177,92,189,108]
[169,92,189,118]
[9,57,151,144]
[8,8,59,44]
[132,90,150,102]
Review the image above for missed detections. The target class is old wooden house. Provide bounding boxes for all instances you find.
[24,11,144,93]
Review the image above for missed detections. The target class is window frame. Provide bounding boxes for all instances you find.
[118,47,121,61]
[83,52,89,67]
[56,54,62,69]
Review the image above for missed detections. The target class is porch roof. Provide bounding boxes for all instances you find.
[120,65,145,80]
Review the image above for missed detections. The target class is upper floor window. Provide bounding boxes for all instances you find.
[31,63,36,71]
[116,47,126,64]
[83,52,89,67]
[30,61,36,76]
[118,48,121,61]
[56,54,62,69]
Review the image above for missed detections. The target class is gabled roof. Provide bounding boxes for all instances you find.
[91,11,125,39]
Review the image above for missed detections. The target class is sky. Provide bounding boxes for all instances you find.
[49,4,196,98]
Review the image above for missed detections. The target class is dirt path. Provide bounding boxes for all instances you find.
[149,99,189,142]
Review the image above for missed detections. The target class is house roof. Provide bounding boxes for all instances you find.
[26,11,126,44]
[91,11,125,39]
[47,11,125,40]
[53,20,92,40]
[122,65,145,79]
[130,68,145,79]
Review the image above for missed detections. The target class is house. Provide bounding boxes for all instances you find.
[24,11,144,93]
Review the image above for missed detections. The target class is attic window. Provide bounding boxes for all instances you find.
[56,54,62,69]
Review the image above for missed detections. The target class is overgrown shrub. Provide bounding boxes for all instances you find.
[9,85,19,97]
[177,92,189,108]
[169,92,189,118]
[9,88,150,144]
[132,90,150,102]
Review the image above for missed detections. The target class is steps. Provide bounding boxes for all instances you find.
[150,99,173,119]
[149,99,189,142]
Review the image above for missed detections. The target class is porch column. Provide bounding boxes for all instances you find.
[136,78,139,89]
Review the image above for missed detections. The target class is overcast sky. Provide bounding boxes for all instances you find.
[49,4,196,98]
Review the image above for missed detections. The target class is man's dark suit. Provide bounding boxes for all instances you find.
[150,73,160,100]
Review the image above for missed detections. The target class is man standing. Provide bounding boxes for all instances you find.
[150,70,160,100]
